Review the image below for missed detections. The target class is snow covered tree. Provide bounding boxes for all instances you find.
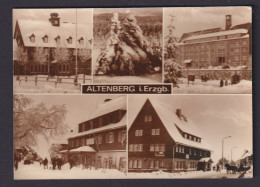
[14,95,69,148]
[52,46,72,64]
[164,15,178,60]
[14,45,28,75]
[33,47,49,65]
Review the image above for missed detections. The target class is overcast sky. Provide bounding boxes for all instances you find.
[13,9,93,37]
[164,7,252,38]
[128,95,252,164]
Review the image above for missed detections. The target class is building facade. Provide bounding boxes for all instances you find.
[67,96,127,171]
[13,13,92,76]
[128,99,212,173]
[176,15,251,69]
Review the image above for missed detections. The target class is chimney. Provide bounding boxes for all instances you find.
[176,109,182,118]
[49,12,60,27]
[225,15,232,30]
[104,98,112,102]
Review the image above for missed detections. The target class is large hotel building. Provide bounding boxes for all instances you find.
[176,15,252,69]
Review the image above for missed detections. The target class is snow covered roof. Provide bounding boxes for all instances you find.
[199,158,213,163]
[134,98,212,151]
[183,29,248,42]
[69,114,126,139]
[89,96,126,120]
[59,150,68,153]
[69,146,96,153]
[15,19,91,49]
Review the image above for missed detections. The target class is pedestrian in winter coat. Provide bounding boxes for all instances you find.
[52,157,57,170]
[225,79,228,86]
[220,79,224,87]
[43,157,48,169]
[217,164,220,172]
[57,157,62,170]
[69,158,74,169]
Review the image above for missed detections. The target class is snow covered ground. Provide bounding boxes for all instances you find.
[14,163,127,179]
[13,75,92,93]
[173,79,252,94]
[93,73,162,84]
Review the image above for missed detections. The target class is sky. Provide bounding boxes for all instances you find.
[13,9,93,38]
[128,95,252,164]
[164,7,252,38]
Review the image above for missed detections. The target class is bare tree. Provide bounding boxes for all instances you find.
[14,95,69,148]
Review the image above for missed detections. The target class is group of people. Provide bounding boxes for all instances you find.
[40,156,63,170]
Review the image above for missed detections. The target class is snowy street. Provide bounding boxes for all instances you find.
[14,162,127,179]
[14,162,252,179]
[173,79,252,94]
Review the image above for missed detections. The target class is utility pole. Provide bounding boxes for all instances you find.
[75,8,78,85]
[222,136,231,170]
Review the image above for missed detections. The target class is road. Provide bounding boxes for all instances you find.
[191,171,241,179]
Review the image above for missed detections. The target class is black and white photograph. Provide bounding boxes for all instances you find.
[13,9,93,93]
[93,8,163,83]
[14,95,127,179]
[127,95,252,178]
[163,7,252,94]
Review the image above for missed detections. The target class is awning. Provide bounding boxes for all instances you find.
[199,158,213,163]
[69,146,96,153]
[183,59,192,64]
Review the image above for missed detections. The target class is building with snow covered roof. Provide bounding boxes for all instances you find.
[13,13,92,76]
[128,98,213,173]
[67,96,127,171]
[176,15,251,69]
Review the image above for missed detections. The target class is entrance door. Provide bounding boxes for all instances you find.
[218,57,225,65]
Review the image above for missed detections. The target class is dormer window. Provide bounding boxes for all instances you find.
[55,36,61,44]
[67,36,72,44]
[29,34,35,43]
[78,37,84,45]
[42,35,48,43]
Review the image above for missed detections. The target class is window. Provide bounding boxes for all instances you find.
[98,117,103,127]
[78,37,84,45]
[194,150,197,155]
[176,146,179,153]
[160,144,165,152]
[129,160,133,168]
[200,151,202,156]
[184,134,187,139]
[55,36,61,44]
[150,144,155,152]
[155,160,159,169]
[129,144,133,152]
[29,34,35,43]
[155,144,160,152]
[182,146,184,153]
[133,160,138,168]
[106,132,114,143]
[189,148,192,154]
[151,129,160,135]
[159,160,164,168]
[96,135,102,144]
[42,35,48,43]
[67,36,72,44]
[138,144,143,152]
[135,129,143,136]
[144,115,152,122]
[134,144,138,152]
[138,160,142,168]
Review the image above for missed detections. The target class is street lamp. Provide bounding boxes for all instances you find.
[222,136,231,170]
[231,146,237,163]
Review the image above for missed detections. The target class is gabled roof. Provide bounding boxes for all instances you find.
[89,96,126,120]
[14,19,91,49]
[131,98,212,151]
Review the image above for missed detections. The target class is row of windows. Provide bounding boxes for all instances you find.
[175,161,198,170]
[29,34,85,45]
[134,129,160,136]
[183,133,201,143]
[78,110,125,132]
[184,34,247,44]
[129,160,165,169]
[69,130,126,147]
[128,144,166,152]
[175,145,208,157]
